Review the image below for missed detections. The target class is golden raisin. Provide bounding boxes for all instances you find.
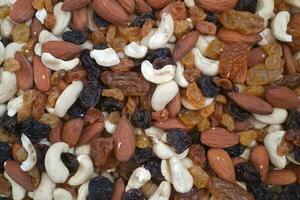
[265,55,285,69]
[136,134,151,148]
[189,6,207,24]
[214,95,227,104]
[244,85,265,96]
[119,26,141,42]
[197,117,211,132]
[221,113,235,131]
[205,39,226,60]
[179,110,201,128]
[44,14,56,30]
[11,24,30,43]
[199,103,215,118]
[0,6,10,19]
[174,20,191,39]
[263,42,283,57]
[102,88,124,101]
[239,130,258,146]
[108,111,121,124]
[181,52,195,68]
[186,82,205,109]
[246,64,284,85]
[184,67,201,82]
[90,31,106,45]
[3,58,20,72]
[189,165,209,189]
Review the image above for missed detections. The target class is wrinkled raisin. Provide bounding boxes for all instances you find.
[0,142,11,172]
[224,144,245,157]
[227,102,252,120]
[235,162,260,184]
[279,183,300,200]
[131,147,154,164]
[35,144,48,172]
[67,100,87,119]
[20,119,51,140]
[146,48,172,63]
[81,49,102,81]
[94,44,108,50]
[153,57,173,69]
[167,129,192,154]
[247,182,274,200]
[189,129,201,144]
[294,147,300,162]
[131,109,152,128]
[205,12,219,25]
[235,0,257,13]
[145,158,164,181]
[285,111,300,130]
[124,189,147,200]
[197,75,220,97]
[61,153,79,174]
[79,81,102,109]
[88,176,113,200]
[132,12,155,27]
[0,113,20,135]
[100,97,123,112]
[0,38,12,47]
[62,31,88,44]
[93,12,110,27]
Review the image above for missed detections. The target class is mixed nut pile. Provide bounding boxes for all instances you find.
[1,0,300,199]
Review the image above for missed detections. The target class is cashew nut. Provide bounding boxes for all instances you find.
[5,42,23,59]
[0,0,17,6]
[258,28,276,46]
[145,127,165,140]
[75,144,91,156]
[141,29,156,48]
[47,81,83,118]
[253,108,288,124]
[90,48,120,67]
[151,80,179,111]
[175,62,188,88]
[68,155,94,186]
[196,35,217,55]
[125,167,151,191]
[248,117,268,129]
[38,30,60,44]
[4,172,26,200]
[52,2,71,35]
[149,181,171,200]
[20,134,37,172]
[141,61,176,84]
[267,124,283,133]
[34,43,42,56]
[284,0,300,8]
[264,131,286,169]
[0,69,17,104]
[45,142,70,183]
[161,160,172,183]
[181,157,193,169]
[77,182,89,200]
[149,13,174,49]
[184,0,195,7]
[256,0,275,25]
[41,52,80,71]
[0,41,4,65]
[240,148,251,161]
[271,11,293,42]
[153,139,177,160]
[53,188,73,200]
[124,42,148,59]
[192,48,219,76]
[7,94,23,117]
[169,156,193,193]
[181,96,214,111]
[1,18,13,38]
[28,173,56,200]
[35,9,47,24]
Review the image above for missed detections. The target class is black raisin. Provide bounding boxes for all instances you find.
[197,75,220,97]
[189,129,201,144]
[35,144,48,172]
[224,144,245,157]
[124,189,147,200]
[61,153,79,174]
[62,31,88,44]
[145,158,164,181]
[167,129,192,154]
[94,44,109,50]
[20,119,51,140]
[205,11,220,25]
[79,81,102,109]
[235,162,260,184]
[279,183,300,200]
[0,197,12,200]
[67,100,87,118]
[88,176,113,200]
[0,38,12,47]
[247,182,274,200]
[0,113,20,135]
[152,57,173,69]
[235,0,257,13]
[81,49,102,81]
[93,12,110,27]
[132,12,155,27]
[100,97,123,112]
[131,109,152,128]
[146,48,172,63]
[0,142,11,172]
[294,147,300,163]
[227,102,252,120]
[285,110,300,130]
[131,147,154,164]
[118,161,140,181]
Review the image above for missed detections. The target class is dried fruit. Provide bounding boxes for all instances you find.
[205,39,226,60]
[239,130,257,146]
[20,119,51,140]
[235,162,260,184]
[186,82,205,109]
[3,58,20,72]
[62,30,88,45]
[189,165,209,188]
[61,153,79,174]
[0,142,11,172]
[88,176,114,200]
[131,109,152,128]
[227,102,252,120]
[235,0,257,13]
[79,81,102,109]
[145,158,164,181]
[124,189,147,200]
[167,129,192,154]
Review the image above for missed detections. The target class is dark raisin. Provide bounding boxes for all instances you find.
[145,158,164,181]
[67,100,87,118]
[131,109,152,128]
[0,113,19,135]
[0,38,12,47]
[132,12,155,27]
[131,147,154,164]
[0,197,12,200]
[0,142,11,172]
[93,12,110,27]
[61,153,79,174]
[285,111,300,130]
[235,0,257,13]
[94,44,109,50]
[205,11,220,25]
[285,129,300,146]
[197,75,220,97]
[189,129,201,144]
[235,162,260,184]
[81,49,102,81]
[100,97,123,112]
[152,57,173,69]
[273,74,300,90]
[88,176,113,200]
[62,31,88,44]
[35,144,48,172]
[20,119,51,140]
[247,182,274,200]
[146,48,172,63]
[167,129,192,154]
[124,189,147,200]
[294,147,300,162]
[118,161,140,181]
[279,183,300,200]
[227,102,252,120]
[79,81,102,109]
[224,144,245,157]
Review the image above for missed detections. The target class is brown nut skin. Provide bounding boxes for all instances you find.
[250,145,269,181]
[61,118,84,147]
[265,86,300,109]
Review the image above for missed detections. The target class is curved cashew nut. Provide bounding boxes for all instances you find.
[36,8,47,24]
[161,160,172,183]
[77,182,89,200]
[149,13,174,49]
[240,148,251,160]
[68,155,94,186]
[149,181,171,200]
[5,42,23,59]
[0,41,4,65]
[1,18,13,38]
[41,52,80,71]
[90,48,120,67]
[0,0,17,6]
[175,62,188,88]
[0,69,17,104]
[256,0,275,25]
[258,28,276,46]
[47,81,83,118]
[124,42,148,59]
[248,117,268,129]
[196,35,217,55]
[141,61,176,84]
[75,144,91,156]
[38,30,60,44]
[45,142,70,183]
[151,80,179,111]
[145,126,165,140]
[284,0,300,8]
[181,96,214,111]
[141,29,156,48]
[181,157,193,169]
[152,139,189,160]
[253,108,288,124]
[28,173,56,200]
[4,172,26,200]
[271,11,293,42]
[34,43,42,56]
[125,167,151,191]
[264,131,286,169]
[192,48,219,76]
[20,134,37,172]
[7,94,23,117]
[52,2,71,35]
[53,188,73,200]
[267,124,283,134]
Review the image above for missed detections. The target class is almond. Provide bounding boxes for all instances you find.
[228,92,273,115]
[61,118,84,147]
[32,55,51,92]
[201,127,239,148]
[111,178,125,200]
[113,116,136,161]
[31,18,43,37]
[282,44,297,74]
[9,0,35,23]
[42,41,81,60]
[78,121,105,145]
[173,31,199,62]
[62,0,91,11]
[154,118,190,130]
[4,160,34,191]
[266,86,300,109]
[247,47,267,67]
[208,148,235,183]
[116,0,135,14]
[167,92,181,118]
[147,0,172,9]
[49,120,63,143]
[250,145,269,181]
[265,170,297,185]
[135,0,152,14]
[15,52,34,90]
[0,176,11,197]
[72,7,88,31]
[196,0,238,12]
[217,28,263,45]
[92,0,130,26]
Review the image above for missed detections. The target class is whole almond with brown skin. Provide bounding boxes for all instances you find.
[208,148,236,183]
[4,160,34,191]
[72,7,88,31]
[265,170,297,185]
[135,0,152,14]
[228,92,273,115]
[31,18,43,37]
[32,55,51,92]
[116,0,135,14]
[282,44,297,74]
[61,118,84,147]
[42,41,81,60]
[9,0,35,23]
[265,86,300,109]
[167,92,181,117]
[113,116,135,161]
[173,31,200,62]
[196,0,238,12]
[78,121,104,145]
[62,0,91,11]
[15,52,34,90]
[201,127,239,148]
[154,118,190,130]
[217,28,263,45]
[111,178,125,200]
[147,0,172,9]
[92,0,130,26]
[250,145,269,181]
